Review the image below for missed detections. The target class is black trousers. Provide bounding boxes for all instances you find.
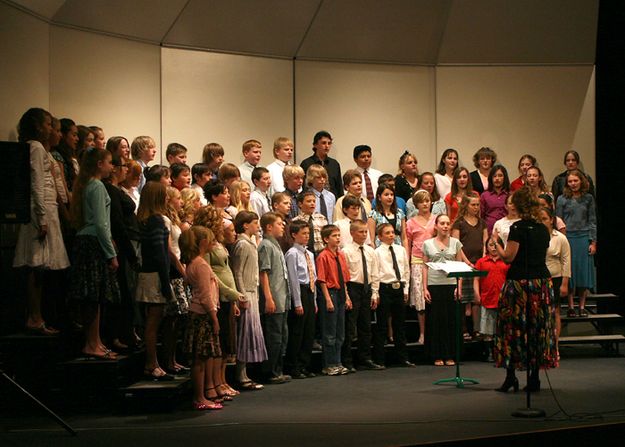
[261,311,288,378]
[285,285,316,374]
[373,283,407,365]
[341,282,373,367]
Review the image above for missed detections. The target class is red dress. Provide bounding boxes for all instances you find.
[510,176,525,192]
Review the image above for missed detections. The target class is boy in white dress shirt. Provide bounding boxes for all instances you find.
[238,139,262,185]
[373,223,414,367]
[267,137,294,193]
[353,145,382,203]
[250,167,273,218]
[341,220,384,371]
[335,194,371,248]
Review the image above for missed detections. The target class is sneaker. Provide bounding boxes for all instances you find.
[302,369,317,378]
[280,374,292,382]
[338,366,350,375]
[321,367,340,376]
[267,375,287,384]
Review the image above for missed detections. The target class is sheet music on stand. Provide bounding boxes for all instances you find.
[425,261,473,274]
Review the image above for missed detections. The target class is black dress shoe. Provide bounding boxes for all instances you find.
[399,360,416,368]
[291,372,307,380]
[361,360,385,370]
[302,370,316,378]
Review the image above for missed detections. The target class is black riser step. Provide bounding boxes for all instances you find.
[559,334,625,344]
[561,313,624,323]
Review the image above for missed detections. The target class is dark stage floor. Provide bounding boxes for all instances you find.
[2,347,625,447]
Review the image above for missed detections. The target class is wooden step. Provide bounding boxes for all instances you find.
[559,334,625,345]
[561,313,624,323]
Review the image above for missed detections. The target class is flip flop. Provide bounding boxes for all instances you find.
[25,323,59,336]
[238,381,264,390]
[83,350,117,360]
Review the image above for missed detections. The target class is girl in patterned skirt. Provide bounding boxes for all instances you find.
[180,226,223,411]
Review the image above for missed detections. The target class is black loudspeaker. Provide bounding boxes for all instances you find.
[0,141,30,224]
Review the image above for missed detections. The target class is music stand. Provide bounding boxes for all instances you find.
[432,265,487,388]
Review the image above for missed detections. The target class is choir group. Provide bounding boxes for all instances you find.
[13,107,597,410]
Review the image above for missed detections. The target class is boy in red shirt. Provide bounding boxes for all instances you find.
[316,225,352,376]
[474,239,509,361]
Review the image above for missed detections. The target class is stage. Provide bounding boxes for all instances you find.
[2,346,624,446]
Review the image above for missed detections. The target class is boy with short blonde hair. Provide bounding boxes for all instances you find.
[306,164,335,223]
[267,137,294,193]
[341,219,383,371]
[283,165,305,219]
[131,135,157,192]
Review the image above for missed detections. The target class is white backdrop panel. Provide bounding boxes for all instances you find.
[161,48,293,167]
[295,61,436,179]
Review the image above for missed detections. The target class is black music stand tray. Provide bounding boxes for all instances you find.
[433,268,487,388]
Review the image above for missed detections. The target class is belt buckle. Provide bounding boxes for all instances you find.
[391,282,401,290]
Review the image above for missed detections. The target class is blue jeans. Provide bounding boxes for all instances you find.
[318,288,345,367]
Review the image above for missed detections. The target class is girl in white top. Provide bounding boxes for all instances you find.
[492,193,521,247]
[13,108,70,335]
[434,148,459,200]
[539,206,570,354]
[162,186,190,374]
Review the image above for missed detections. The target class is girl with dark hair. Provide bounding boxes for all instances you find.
[68,147,119,358]
[145,164,171,186]
[367,183,408,252]
[480,165,510,233]
[51,118,79,192]
[76,125,95,162]
[103,152,140,351]
[434,148,459,199]
[551,150,596,202]
[444,167,477,223]
[105,136,130,160]
[14,108,70,335]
